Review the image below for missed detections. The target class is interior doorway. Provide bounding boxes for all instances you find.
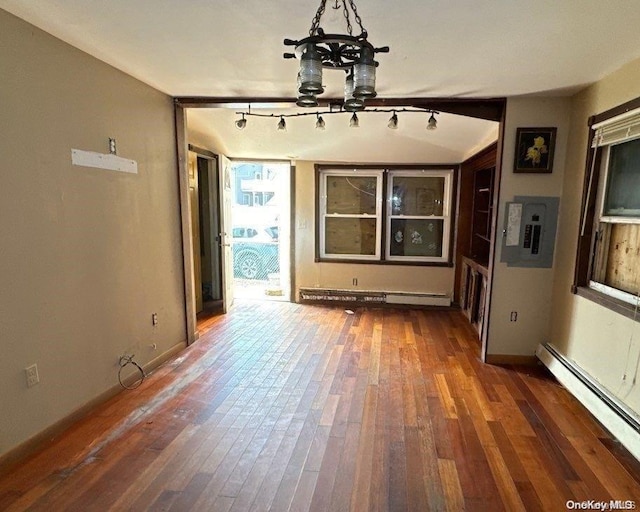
[229,161,292,301]
[188,146,223,315]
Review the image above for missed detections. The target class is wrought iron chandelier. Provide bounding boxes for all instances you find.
[283,0,389,110]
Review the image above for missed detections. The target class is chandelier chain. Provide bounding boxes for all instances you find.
[308,0,366,37]
[309,0,327,36]
[348,0,366,33]
[341,0,353,36]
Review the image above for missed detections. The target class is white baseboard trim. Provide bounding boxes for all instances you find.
[536,342,640,461]
[298,288,451,307]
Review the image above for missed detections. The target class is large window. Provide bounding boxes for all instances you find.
[318,167,454,264]
[575,102,640,310]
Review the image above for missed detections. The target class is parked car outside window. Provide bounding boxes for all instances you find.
[231,225,279,279]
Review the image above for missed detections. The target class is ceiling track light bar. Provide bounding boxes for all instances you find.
[234,108,439,119]
[233,108,439,130]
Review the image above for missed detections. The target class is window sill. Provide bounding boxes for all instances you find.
[315,257,453,267]
[574,286,640,322]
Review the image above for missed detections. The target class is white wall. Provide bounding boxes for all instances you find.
[0,9,185,458]
[487,97,571,356]
[549,57,640,416]
[294,161,455,298]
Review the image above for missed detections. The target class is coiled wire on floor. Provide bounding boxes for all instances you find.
[118,354,145,390]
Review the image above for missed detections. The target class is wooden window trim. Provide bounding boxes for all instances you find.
[572,95,640,322]
[315,164,458,266]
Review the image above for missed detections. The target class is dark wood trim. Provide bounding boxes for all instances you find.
[174,97,506,122]
[572,96,640,294]
[289,164,296,303]
[315,163,460,171]
[591,95,640,126]
[455,142,498,305]
[174,104,198,345]
[315,258,454,267]
[227,156,292,164]
[482,109,507,362]
[575,286,640,323]
[187,144,217,159]
[572,126,602,292]
[461,141,499,171]
[314,165,458,264]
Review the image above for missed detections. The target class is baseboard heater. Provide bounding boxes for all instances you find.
[299,288,451,307]
[536,342,640,461]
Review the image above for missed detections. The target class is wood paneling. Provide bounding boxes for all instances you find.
[0,302,639,510]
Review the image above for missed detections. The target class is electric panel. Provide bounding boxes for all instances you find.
[500,196,559,268]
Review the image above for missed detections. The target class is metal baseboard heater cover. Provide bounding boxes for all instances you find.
[537,342,640,461]
[299,288,450,307]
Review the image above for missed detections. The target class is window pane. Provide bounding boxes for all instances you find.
[326,176,377,215]
[389,218,443,257]
[325,217,377,255]
[603,223,640,296]
[391,176,444,216]
[604,138,640,217]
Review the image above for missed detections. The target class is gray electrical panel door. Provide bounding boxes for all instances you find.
[500,196,559,268]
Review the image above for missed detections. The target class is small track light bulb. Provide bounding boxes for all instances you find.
[235,114,247,130]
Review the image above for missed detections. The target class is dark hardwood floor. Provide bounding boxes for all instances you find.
[1,301,639,511]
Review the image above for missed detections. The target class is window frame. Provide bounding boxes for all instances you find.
[318,168,384,261]
[573,96,640,318]
[316,165,457,265]
[385,169,454,263]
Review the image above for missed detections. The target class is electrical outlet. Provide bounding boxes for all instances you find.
[152,313,158,326]
[510,311,518,322]
[25,364,39,388]
[352,277,358,286]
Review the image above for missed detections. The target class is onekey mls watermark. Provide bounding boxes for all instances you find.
[566,501,636,510]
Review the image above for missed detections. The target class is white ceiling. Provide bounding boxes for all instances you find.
[3,0,640,162]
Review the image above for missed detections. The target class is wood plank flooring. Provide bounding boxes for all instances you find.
[1,301,639,511]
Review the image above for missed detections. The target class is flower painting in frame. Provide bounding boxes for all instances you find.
[513,127,557,173]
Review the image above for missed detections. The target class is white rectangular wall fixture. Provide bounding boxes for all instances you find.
[71,149,138,174]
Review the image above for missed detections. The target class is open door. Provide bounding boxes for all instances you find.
[188,151,204,313]
[219,155,234,312]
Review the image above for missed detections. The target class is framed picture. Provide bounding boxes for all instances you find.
[513,127,557,173]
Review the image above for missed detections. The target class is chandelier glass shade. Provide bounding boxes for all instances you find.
[284,0,388,110]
